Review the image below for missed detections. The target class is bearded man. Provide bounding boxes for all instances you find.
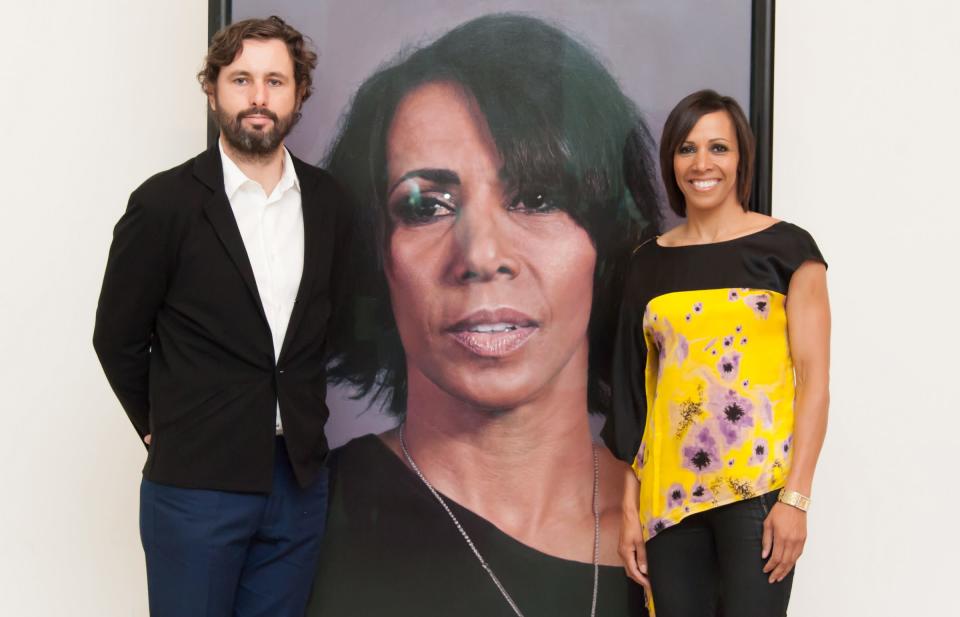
[93,16,350,617]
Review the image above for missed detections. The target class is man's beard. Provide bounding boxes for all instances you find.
[215,103,299,158]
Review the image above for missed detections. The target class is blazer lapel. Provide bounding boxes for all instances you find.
[278,158,322,362]
[193,147,269,327]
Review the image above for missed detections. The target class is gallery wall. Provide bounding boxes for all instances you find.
[772,1,959,614]
[0,1,956,615]
[0,1,206,615]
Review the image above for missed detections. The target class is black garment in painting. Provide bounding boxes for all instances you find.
[306,434,647,617]
[602,221,827,465]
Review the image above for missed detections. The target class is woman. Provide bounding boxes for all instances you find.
[306,14,661,617]
[610,90,830,616]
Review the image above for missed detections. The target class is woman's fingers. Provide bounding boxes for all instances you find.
[761,516,772,559]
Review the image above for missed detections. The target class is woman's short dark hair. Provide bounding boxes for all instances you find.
[324,13,661,415]
[659,89,755,217]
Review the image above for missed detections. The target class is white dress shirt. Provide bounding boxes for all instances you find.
[219,140,304,434]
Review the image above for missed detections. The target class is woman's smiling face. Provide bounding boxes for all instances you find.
[384,81,597,411]
[673,110,741,214]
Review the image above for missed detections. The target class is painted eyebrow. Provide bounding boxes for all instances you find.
[388,168,461,195]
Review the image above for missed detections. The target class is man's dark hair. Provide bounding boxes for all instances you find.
[198,16,318,102]
[325,13,661,415]
[659,89,755,217]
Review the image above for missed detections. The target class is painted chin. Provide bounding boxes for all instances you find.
[448,326,538,358]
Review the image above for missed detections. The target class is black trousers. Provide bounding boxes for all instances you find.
[645,490,794,617]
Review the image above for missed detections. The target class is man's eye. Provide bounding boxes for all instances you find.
[233,78,248,85]
[510,191,559,214]
[268,80,282,86]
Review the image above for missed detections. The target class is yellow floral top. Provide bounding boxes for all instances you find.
[605,222,826,540]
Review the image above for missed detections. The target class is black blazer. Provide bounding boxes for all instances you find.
[94,145,351,492]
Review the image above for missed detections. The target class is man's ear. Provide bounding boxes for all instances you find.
[206,85,217,112]
[296,84,307,111]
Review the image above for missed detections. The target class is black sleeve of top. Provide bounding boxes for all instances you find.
[324,173,356,361]
[602,253,650,464]
[92,189,179,440]
[781,222,828,277]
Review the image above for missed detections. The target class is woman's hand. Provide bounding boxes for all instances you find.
[761,501,807,583]
[618,469,650,592]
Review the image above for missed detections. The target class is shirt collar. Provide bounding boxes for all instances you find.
[218,138,301,199]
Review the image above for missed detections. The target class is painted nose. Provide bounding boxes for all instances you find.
[449,199,519,283]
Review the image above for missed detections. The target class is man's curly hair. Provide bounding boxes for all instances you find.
[198,16,318,102]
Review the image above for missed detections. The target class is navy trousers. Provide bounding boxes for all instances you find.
[140,437,328,617]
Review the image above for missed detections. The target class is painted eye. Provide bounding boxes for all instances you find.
[393,190,456,225]
[509,190,560,214]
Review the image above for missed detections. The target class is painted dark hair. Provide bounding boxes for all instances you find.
[325,13,661,415]
[660,89,755,217]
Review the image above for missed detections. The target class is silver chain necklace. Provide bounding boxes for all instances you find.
[398,424,601,617]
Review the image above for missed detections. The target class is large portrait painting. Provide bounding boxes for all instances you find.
[209,2,774,614]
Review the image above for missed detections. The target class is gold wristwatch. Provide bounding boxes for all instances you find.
[777,489,811,512]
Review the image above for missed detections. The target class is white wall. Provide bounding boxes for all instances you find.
[773,1,959,614]
[2,1,957,615]
[0,2,206,615]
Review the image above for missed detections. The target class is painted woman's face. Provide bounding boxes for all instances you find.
[673,110,741,213]
[384,81,597,411]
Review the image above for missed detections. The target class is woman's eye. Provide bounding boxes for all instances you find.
[510,191,559,214]
[394,192,455,224]
[678,144,696,155]
[711,144,729,153]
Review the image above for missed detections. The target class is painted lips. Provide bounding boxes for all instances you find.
[447,308,539,357]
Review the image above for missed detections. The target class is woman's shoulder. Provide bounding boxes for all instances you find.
[762,219,827,268]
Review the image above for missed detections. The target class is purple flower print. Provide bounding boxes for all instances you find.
[740,336,749,346]
[666,483,686,510]
[648,518,673,538]
[742,379,750,388]
[707,387,755,447]
[749,438,769,466]
[717,352,741,381]
[653,330,666,361]
[693,302,703,314]
[690,483,713,504]
[729,289,740,301]
[635,441,646,468]
[735,324,742,333]
[723,335,734,348]
[685,313,692,322]
[682,425,722,473]
[759,393,774,429]
[781,435,794,457]
[745,293,771,319]
[676,335,689,364]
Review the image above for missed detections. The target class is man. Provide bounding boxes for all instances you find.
[93,16,349,617]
